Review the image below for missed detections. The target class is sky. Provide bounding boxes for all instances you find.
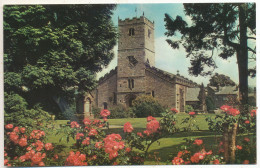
[96,3,256,87]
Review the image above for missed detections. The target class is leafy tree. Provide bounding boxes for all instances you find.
[164,3,256,104]
[209,73,236,87]
[4,5,117,115]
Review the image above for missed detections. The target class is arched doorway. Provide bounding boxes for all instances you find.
[125,94,137,107]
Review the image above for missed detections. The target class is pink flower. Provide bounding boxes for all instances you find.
[170,108,179,113]
[137,132,143,137]
[45,143,54,151]
[250,109,256,117]
[220,105,231,112]
[236,145,242,150]
[20,127,26,133]
[95,142,103,149]
[100,109,111,117]
[147,116,156,122]
[193,139,203,146]
[76,133,84,140]
[189,111,196,115]
[172,157,184,165]
[146,119,160,133]
[227,108,240,116]
[88,129,98,136]
[213,159,220,164]
[244,137,250,142]
[5,124,13,130]
[124,122,134,133]
[18,138,28,147]
[245,120,250,124]
[70,121,80,128]
[126,147,131,153]
[82,137,90,145]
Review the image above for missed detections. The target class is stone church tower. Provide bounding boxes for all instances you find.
[77,15,201,118]
[117,16,155,107]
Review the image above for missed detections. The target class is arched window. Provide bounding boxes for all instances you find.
[129,28,135,36]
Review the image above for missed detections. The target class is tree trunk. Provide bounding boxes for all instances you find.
[237,4,248,105]
[230,123,238,164]
[223,124,229,163]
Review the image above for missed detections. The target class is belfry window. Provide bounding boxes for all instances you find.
[129,28,135,36]
[127,56,138,67]
[152,90,155,97]
[148,29,151,38]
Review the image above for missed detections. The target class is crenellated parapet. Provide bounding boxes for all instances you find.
[118,16,154,29]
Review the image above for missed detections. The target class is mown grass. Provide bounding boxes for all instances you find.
[45,113,252,165]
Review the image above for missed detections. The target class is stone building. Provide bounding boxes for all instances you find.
[77,16,202,117]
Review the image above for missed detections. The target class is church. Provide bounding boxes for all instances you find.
[77,16,205,118]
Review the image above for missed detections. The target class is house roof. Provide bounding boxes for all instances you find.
[186,87,200,101]
[215,86,238,95]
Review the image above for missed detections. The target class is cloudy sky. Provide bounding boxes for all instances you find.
[96,3,256,87]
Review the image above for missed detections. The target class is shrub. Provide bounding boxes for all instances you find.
[206,96,215,112]
[110,105,134,119]
[184,105,194,113]
[130,95,165,118]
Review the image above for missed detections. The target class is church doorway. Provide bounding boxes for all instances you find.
[125,94,137,107]
[84,98,91,117]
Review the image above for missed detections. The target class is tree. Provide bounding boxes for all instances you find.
[4,5,117,115]
[209,73,236,87]
[164,3,256,104]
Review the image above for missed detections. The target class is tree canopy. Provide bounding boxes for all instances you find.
[164,3,255,104]
[209,73,236,87]
[4,5,117,115]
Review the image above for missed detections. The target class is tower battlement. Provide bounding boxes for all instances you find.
[118,16,154,28]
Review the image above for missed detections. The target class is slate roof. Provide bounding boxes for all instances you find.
[186,87,200,101]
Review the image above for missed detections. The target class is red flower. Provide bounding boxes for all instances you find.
[243,160,249,164]
[38,162,45,166]
[227,108,240,116]
[5,124,13,130]
[172,157,184,165]
[4,159,9,165]
[82,137,90,145]
[100,109,111,117]
[146,119,160,133]
[244,137,250,142]
[189,111,196,115]
[35,140,44,151]
[220,105,231,112]
[170,108,179,113]
[18,138,28,147]
[70,121,80,128]
[190,152,204,163]
[245,120,250,124]
[126,147,131,153]
[193,139,203,146]
[213,159,220,164]
[236,145,242,150]
[147,116,156,122]
[88,129,98,136]
[76,133,84,140]
[124,122,134,133]
[45,143,54,151]
[20,127,26,133]
[95,142,103,149]
[250,109,256,117]
[9,132,19,144]
[83,118,92,125]
[65,151,87,166]
[137,132,143,137]
[52,154,59,160]
[13,126,20,133]
[31,152,43,165]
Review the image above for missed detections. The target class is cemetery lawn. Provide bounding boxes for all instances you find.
[46,113,251,165]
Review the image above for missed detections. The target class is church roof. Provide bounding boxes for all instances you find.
[186,87,200,101]
[98,67,117,84]
[145,64,198,87]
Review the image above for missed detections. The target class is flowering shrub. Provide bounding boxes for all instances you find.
[4,124,59,166]
[171,138,224,165]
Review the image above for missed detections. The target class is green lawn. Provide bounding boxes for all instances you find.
[46,114,251,165]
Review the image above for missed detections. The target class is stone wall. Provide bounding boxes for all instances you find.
[145,69,176,108]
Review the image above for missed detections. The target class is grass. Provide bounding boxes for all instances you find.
[45,113,253,165]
